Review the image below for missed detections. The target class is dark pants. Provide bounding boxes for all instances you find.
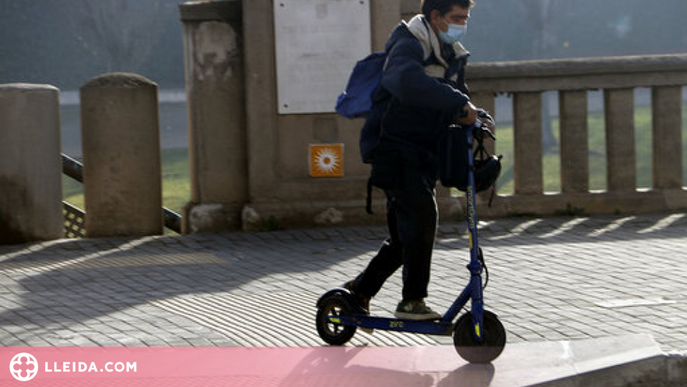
[353,160,438,301]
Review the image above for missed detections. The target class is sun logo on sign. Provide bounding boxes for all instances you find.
[309,144,344,177]
[314,149,340,173]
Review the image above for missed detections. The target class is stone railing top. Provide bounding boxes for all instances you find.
[81,73,157,90]
[179,0,241,23]
[0,83,58,92]
[469,54,687,78]
[466,53,687,92]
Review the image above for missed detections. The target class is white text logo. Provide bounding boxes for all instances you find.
[10,353,39,382]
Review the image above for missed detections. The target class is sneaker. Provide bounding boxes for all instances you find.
[342,280,371,314]
[394,300,442,321]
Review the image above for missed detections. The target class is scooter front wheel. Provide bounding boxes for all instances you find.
[453,310,506,364]
[316,293,357,345]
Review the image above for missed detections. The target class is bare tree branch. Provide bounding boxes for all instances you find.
[73,0,165,72]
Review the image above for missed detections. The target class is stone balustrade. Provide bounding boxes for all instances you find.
[2,2,685,244]
[180,1,686,231]
[468,54,687,216]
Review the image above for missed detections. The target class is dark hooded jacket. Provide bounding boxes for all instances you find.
[375,15,471,163]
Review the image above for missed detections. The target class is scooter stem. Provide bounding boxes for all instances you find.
[466,125,485,342]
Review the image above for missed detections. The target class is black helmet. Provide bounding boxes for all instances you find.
[438,119,502,193]
[473,154,502,193]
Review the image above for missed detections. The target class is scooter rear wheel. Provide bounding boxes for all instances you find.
[316,293,357,345]
[453,310,506,364]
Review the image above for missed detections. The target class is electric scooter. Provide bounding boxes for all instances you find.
[315,120,506,364]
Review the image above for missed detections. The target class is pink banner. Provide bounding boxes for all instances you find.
[2,346,472,387]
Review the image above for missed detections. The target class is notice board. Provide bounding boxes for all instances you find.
[274,0,371,114]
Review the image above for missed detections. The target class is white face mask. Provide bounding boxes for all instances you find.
[438,23,467,45]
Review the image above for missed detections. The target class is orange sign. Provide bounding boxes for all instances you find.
[309,143,344,177]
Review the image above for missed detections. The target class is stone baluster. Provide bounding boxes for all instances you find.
[651,86,683,190]
[559,90,589,193]
[604,88,636,192]
[513,92,543,194]
[470,91,497,155]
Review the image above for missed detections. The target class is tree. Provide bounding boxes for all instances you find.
[518,0,558,152]
[73,0,165,72]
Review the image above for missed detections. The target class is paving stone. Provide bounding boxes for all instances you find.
[1,214,687,351]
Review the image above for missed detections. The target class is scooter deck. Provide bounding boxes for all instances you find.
[335,314,454,336]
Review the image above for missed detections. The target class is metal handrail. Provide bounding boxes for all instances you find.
[62,154,83,182]
[61,153,182,234]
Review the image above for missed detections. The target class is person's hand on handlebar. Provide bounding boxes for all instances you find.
[477,109,496,135]
[457,101,479,126]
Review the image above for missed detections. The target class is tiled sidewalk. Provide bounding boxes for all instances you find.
[1,213,686,353]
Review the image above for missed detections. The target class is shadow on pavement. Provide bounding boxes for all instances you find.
[0,212,685,345]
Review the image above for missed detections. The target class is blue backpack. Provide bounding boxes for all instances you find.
[335,52,392,215]
[335,52,391,165]
[335,52,387,119]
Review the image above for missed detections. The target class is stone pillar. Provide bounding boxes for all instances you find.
[179,0,247,233]
[0,84,63,244]
[470,91,496,155]
[652,86,682,190]
[80,73,163,237]
[371,0,401,51]
[559,90,589,193]
[604,88,636,192]
[513,92,543,195]
[470,91,498,206]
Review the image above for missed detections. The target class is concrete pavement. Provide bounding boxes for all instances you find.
[1,213,687,383]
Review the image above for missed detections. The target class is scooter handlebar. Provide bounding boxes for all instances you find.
[454,109,496,141]
[474,122,496,141]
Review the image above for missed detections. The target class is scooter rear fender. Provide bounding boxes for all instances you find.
[316,288,351,308]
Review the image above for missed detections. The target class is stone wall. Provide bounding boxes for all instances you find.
[179,0,687,232]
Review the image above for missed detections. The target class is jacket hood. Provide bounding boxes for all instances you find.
[400,14,469,67]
